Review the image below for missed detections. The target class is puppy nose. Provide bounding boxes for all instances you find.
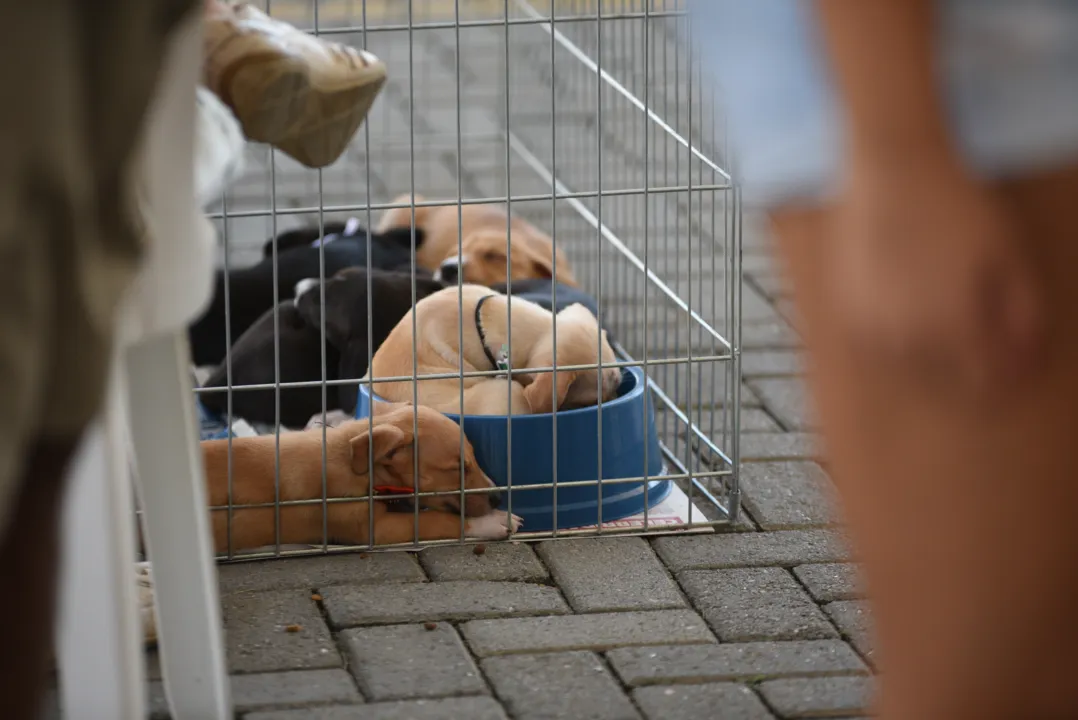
[487,489,503,509]
[436,258,461,284]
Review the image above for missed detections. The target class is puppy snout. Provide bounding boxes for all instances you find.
[487,488,504,509]
[435,257,462,284]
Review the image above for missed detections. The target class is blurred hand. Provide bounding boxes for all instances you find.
[831,151,1041,396]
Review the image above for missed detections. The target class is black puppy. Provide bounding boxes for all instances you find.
[198,301,341,429]
[199,267,444,428]
[295,266,445,413]
[188,222,425,367]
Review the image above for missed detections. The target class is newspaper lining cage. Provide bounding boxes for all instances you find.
[197,0,740,560]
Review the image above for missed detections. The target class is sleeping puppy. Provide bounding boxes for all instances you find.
[260,219,350,257]
[202,403,523,552]
[293,266,445,413]
[377,194,578,288]
[198,267,444,428]
[188,222,424,367]
[369,284,621,416]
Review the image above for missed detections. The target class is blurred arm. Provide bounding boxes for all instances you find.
[813,0,959,162]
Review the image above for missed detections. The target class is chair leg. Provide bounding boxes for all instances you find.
[126,330,231,720]
[57,351,146,719]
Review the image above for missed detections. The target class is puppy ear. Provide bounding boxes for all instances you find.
[522,370,579,414]
[350,424,412,475]
[521,243,555,280]
[296,274,358,349]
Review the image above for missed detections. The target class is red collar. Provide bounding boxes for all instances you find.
[373,485,415,496]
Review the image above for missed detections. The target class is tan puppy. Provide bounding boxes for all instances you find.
[202,403,522,552]
[369,284,621,415]
[377,194,578,287]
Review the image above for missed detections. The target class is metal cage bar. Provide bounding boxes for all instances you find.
[195,0,740,559]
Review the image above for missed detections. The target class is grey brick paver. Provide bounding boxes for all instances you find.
[741,350,802,378]
[607,640,868,686]
[222,590,340,673]
[739,407,786,432]
[678,567,838,642]
[825,601,876,664]
[461,610,715,657]
[740,434,820,463]
[482,651,640,720]
[654,530,852,572]
[740,462,839,530]
[758,676,875,718]
[748,378,814,430]
[536,537,685,612]
[419,543,549,582]
[148,670,360,718]
[217,553,425,595]
[321,580,568,627]
[632,683,775,720]
[794,564,865,603]
[246,697,509,719]
[341,623,487,701]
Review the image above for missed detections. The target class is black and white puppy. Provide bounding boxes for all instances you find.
[199,267,444,428]
[188,219,426,367]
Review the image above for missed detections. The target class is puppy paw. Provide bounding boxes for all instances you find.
[466,511,524,539]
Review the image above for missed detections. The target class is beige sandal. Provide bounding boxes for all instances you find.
[203,3,387,168]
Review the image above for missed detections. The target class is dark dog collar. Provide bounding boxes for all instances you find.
[474,295,510,374]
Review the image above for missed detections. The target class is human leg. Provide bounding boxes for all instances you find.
[770,163,1078,719]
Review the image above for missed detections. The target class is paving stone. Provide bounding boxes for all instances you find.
[217,553,425,594]
[758,676,874,718]
[461,609,715,657]
[321,580,569,627]
[482,651,640,720]
[148,670,360,718]
[740,320,801,351]
[739,408,785,432]
[536,537,685,612]
[793,564,865,603]
[419,543,548,583]
[653,530,853,572]
[246,697,509,719]
[740,462,839,530]
[632,683,774,720]
[740,433,819,463]
[678,567,838,642]
[222,590,340,673]
[741,350,802,378]
[341,623,486,701]
[748,378,814,430]
[607,640,868,686]
[825,601,876,664]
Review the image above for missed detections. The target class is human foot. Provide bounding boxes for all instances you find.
[203,3,387,168]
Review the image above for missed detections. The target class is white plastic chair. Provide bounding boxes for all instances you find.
[56,9,231,720]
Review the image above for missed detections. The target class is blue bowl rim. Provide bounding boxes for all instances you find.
[358,365,649,422]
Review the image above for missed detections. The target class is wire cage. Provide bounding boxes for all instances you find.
[196,0,740,560]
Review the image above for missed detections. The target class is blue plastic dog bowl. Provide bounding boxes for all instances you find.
[355,366,670,532]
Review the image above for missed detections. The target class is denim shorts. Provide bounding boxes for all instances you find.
[689,0,1078,208]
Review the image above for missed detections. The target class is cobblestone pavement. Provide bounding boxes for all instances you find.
[74,2,873,717]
